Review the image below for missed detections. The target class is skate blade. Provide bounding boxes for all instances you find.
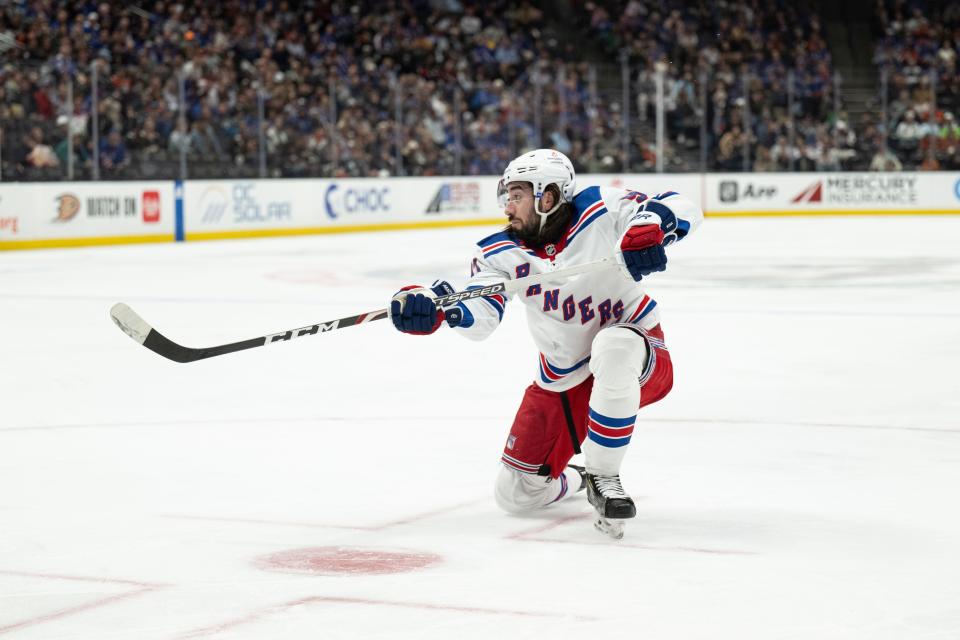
[594,517,625,540]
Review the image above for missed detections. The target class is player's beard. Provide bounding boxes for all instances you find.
[507,213,541,245]
[506,204,573,247]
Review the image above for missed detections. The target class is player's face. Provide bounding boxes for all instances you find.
[503,183,538,236]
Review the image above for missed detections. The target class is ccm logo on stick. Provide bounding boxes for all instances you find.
[267,321,340,343]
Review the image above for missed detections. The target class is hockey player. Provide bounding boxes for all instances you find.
[389,149,702,538]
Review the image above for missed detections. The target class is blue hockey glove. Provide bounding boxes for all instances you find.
[618,224,667,281]
[390,280,462,335]
[427,280,464,327]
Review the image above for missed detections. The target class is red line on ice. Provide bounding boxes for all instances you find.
[504,512,585,539]
[0,569,161,588]
[178,595,598,637]
[164,497,486,532]
[0,571,165,636]
[518,536,757,555]
[504,509,756,555]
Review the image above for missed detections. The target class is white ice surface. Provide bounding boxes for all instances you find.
[1,216,959,639]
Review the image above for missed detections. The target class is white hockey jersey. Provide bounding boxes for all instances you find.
[451,185,703,392]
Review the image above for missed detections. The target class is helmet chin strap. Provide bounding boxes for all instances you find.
[534,196,562,232]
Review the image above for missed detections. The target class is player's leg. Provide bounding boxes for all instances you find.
[581,324,671,537]
[494,383,587,514]
[494,465,585,513]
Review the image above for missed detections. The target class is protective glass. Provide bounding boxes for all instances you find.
[496,179,508,208]
[497,180,532,208]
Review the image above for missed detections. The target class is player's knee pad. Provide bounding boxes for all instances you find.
[589,327,648,391]
[494,466,554,514]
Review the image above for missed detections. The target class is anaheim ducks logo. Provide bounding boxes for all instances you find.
[53,193,81,222]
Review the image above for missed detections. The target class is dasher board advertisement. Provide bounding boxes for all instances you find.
[182,178,502,237]
[705,173,960,215]
[0,182,174,248]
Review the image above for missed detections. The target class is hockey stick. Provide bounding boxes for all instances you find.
[110,256,617,363]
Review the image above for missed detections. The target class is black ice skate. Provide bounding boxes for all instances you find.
[585,473,636,539]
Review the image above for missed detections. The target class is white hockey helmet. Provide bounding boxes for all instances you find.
[497,149,576,226]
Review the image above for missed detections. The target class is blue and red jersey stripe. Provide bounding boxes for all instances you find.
[539,353,591,385]
[567,199,607,245]
[626,295,658,324]
[482,240,518,259]
[477,231,537,259]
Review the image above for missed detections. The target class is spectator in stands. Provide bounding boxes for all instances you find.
[1,0,953,179]
[869,147,903,171]
[129,116,164,156]
[894,109,925,156]
[99,130,129,175]
[937,112,960,153]
[716,125,745,171]
[888,88,913,128]
[816,137,843,172]
[912,76,935,119]
[796,129,819,172]
[833,120,858,170]
[635,138,657,171]
[874,0,959,167]
[752,146,776,172]
[937,39,957,72]
[635,62,655,122]
[168,121,195,157]
[919,151,940,170]
[53,114,90,171]
[25,127,59,169]
[770,135,801,170]
[193,119,225,160]
[264,114,290,159]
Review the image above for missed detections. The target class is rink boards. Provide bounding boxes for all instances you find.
[2,172,959,250]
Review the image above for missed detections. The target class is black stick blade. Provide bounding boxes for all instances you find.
[110,303,260,363]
